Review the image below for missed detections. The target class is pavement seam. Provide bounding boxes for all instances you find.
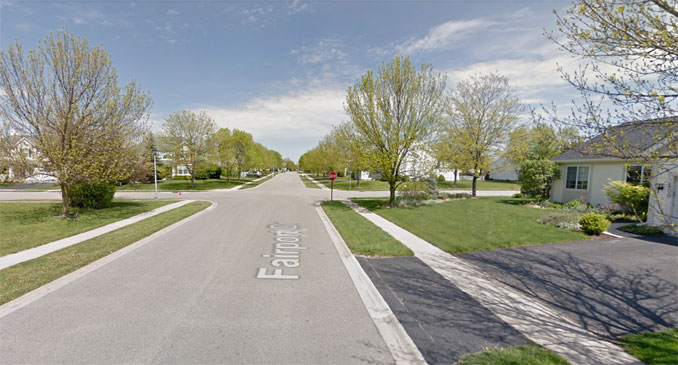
[0,200,196,270]
[0,201,217,319]
[315,202,426,365]
[342,200,642,365]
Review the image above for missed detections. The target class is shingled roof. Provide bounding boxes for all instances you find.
[553,117,678,161]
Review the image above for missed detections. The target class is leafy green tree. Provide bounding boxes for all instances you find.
[603,180,650,221]
[547,0,677,161]
[231,129,256,178]
[211,128,237,182]
[518,160,560,201]
[441,73,523,197]
[283,158,297,171]
[161,110,216,187]
[345,56,446,205]
[0,30,151,216]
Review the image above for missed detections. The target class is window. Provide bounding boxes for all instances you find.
[566,166,589,190]
[626,165,652,185]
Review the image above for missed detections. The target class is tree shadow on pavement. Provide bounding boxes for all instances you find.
[460,248,678,341]
[358,256,528,364]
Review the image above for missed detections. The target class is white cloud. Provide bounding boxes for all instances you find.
[291,39,347,64]
[195,86,347,139]
[166,9,179,16]
[398,18,496,54]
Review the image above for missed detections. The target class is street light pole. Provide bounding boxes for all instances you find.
[153,152,158,200]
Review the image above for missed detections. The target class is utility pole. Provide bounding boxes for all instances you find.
[153,152,158,200]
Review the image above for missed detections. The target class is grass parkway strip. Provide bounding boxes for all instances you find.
[0,200,175,256]
[0,201,211,306]
[0,200,194,270]
[342,200,640,365]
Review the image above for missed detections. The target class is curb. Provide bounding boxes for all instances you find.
[0,200,216,319]
[315,202,426,364]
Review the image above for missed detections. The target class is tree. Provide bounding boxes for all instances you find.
[212,128,237,182]
[442,73,523,197]
[231,129,256,178]
[345,56,446,205]
[548,0,678,229]
[283,158,297,171]
[518,160,560,201]
[161,110,216,187]
[0,31,151,216]
[546,0,677,160]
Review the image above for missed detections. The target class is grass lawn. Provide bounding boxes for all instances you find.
[354,197,588,254]
[619,328,678,365]
[321,201,413,257]
[299,174,321,189]
[311,176,521,192]
[0,200,210,305]
[0,200,175,256]
[240,174,274,189]
[116,177,253,191]
[438,179,521,191]
[457,345,569,365]
[315,176,391,191]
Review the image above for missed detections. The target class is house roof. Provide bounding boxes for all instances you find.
[553,117,678,162]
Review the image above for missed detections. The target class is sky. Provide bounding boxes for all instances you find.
[0,0,582,161]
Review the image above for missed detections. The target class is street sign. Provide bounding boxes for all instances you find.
[328,171,337,181]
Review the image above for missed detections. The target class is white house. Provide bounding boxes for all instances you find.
[489,157,519,181]
[1,136,56,183]
[551,119,677,234]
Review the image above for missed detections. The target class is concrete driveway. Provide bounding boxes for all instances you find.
[460,236,678,340]
[0,173,394,364]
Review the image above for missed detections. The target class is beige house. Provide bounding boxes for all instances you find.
[551,119,677,234]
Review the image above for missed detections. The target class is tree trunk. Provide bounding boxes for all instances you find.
[356,170,361,188]
[60,181,71,217]
[389,181,397,206]
[454,169,458,185]
[191,175,195,187]
[227,167,231,183]
[472,175,478,197]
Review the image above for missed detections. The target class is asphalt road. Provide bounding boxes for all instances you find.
[0,173,394,364]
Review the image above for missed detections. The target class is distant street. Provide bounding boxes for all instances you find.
[0,173,393,363]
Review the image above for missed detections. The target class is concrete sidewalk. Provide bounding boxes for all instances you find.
[0,200,195,270]
[342,200,641,365]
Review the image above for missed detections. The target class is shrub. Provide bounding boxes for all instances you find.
[512,193,523,198]
[538,212,580,226]
[437,175,445,182]
[172,175,190,180]
[399,180,429,200]
[564,199,585,209]
[618,224,664,236]
[603,181,650,221]
[518,159,560,201]
[579,213,611,235]
[69,182,115,209]
[157,165,172,180]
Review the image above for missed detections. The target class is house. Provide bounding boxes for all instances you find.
[0,135,56,183]
[550,118,677,233]
[488,157,519,181]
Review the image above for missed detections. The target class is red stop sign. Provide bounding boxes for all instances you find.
[328,171,337,181]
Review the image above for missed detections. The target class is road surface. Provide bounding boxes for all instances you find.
[0,173,394,364]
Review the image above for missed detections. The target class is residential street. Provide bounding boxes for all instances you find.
[0,173,394,364]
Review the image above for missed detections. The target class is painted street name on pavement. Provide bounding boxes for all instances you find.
[256,223,307,280]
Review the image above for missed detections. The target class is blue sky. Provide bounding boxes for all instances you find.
[0,0,580,161]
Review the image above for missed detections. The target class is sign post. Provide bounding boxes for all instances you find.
[328,171,337,201]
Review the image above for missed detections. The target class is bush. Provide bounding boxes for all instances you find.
[69,182,115,209]
[440,192,472,200]
[399,180,429,200]
[512,193,523,198]
[539,212,580,226]
[157,165,172,180]
[172,175,190,180]
[518,159,560,201]
[437,175,445,182]
[579,213,611,235]
[618,224,664,236]
[603,181,650,221]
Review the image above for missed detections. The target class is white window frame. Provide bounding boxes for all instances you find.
[565,165,590,191]
[625,165,652,184]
